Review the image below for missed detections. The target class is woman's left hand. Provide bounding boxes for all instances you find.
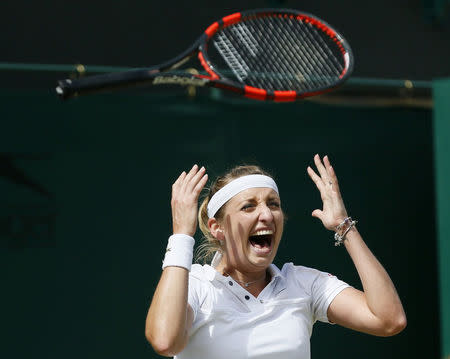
[307,154,348,230]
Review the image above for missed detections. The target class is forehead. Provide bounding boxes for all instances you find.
[229,187,280,203]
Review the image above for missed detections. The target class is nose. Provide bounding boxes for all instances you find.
[258,203,274,222]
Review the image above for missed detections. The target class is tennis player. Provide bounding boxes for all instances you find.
[146,155,406,359]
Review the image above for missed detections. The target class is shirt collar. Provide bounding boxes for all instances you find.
[202,261,286,288]
[268,263,283,280]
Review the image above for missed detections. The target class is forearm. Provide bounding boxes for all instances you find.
[146,165,206,354]
[146,267,191,356]
[344,227,406,329]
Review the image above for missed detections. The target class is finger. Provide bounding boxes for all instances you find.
[328,165,342,195]
[186,166,206,192]
[308,166,331,202]
[175,171,187,183]
[172,171,186,191]
[312,209,323,220]
[323,155,338,190]
[193,173,208,196]
[307,166,326,193]
[181,164,199,188]
[323,155,332,176]
[322,155,341,195]
[313,154,330,182]
[323,163,346,215]
[323,156,338,181]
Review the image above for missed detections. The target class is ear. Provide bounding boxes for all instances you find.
[208,218,225,241]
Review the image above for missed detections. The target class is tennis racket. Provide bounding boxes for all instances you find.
[56,8,353,102]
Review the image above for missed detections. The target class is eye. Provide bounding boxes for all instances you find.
[241,203,255,211]
[268,201,281,209]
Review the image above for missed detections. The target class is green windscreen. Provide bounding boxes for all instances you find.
[434,78,450,359]
[1,89,438,359]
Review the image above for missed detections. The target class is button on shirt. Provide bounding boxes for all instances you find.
[175,263,350,359]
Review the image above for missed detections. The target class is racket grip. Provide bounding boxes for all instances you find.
[55,69,157,100]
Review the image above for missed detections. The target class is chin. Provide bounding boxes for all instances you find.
[248,251,276,267]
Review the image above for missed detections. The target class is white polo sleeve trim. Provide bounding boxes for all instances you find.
[311,270,350,323]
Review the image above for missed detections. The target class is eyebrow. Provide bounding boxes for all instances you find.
[238,194,281,203]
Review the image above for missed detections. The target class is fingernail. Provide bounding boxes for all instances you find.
[200,166,205,171]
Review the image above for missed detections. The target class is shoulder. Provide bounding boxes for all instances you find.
[189,263,219,288]
[280,262,333,281]
[187,264,214,307]
[190,263,208,278]
[189,264,212,283]
[279,263,339,293]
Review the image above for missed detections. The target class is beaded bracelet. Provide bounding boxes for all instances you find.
[334,217,357,246]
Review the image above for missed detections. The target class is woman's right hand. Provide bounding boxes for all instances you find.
[171,164,208,236]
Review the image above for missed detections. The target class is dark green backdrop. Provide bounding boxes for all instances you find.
[1,90,438,358]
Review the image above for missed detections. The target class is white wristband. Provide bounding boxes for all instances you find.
[162,234,195,271]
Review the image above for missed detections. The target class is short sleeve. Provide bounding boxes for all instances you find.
[187,264,204,320]
[311,270,350,323]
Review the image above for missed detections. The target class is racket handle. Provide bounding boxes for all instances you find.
[55,69,157,100]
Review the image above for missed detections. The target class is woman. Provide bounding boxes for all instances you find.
[146,155,406,359]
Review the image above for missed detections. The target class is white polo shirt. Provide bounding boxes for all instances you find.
[175,262,350,359]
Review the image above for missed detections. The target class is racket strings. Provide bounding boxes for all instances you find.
[291,25,339,86]
[253,19,301,90]
[283,19,336,85]
[209,14,346,91]
[301,20,344,77]
[262,15,344,86]
[256,16,344,88]
[213,32,250,82]
[239,21,291,90]
[231,19,299,90]
[260,17,323,90]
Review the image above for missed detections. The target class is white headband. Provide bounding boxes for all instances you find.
[207,174,279,218]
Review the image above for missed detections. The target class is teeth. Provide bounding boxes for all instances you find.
[252,230,273,236]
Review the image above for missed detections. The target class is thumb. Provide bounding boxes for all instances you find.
[312,209,323,220]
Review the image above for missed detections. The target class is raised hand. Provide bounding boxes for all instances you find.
[307,155,348,231]
[171,164,208,237]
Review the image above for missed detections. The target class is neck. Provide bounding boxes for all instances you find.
[223,270,267,287]
[215,263,270,292]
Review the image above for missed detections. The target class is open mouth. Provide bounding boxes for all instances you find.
[249,230,273,254]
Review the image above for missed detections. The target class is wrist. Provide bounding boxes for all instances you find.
[334,217,357,246]
[334,213,349,226]
[162,234,195,271]
[172,226,195,237]
[342,226,358,245]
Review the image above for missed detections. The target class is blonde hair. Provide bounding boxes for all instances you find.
[196,165,274,263]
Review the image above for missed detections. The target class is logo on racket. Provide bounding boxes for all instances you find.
[152,75,209,86]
